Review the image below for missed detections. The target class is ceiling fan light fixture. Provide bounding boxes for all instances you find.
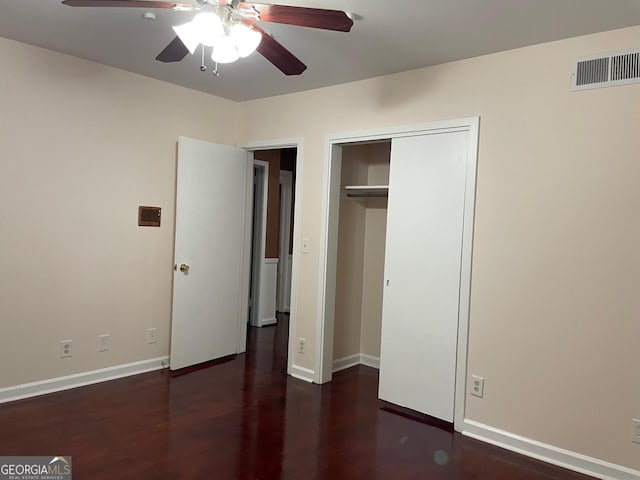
[191,12,224,47]
[230,23,261,58]
[172,21,200,54]
[211,35,240,64]
[171,3,194,11]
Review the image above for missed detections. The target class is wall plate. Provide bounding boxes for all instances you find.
[138,206,161,227]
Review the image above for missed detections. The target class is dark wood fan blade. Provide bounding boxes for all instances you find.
[62,0,193,9]
[237,2,353,32]
[250,23,306,75]
[156,36,190,63]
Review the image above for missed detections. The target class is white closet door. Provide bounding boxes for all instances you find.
[379,131,468,422]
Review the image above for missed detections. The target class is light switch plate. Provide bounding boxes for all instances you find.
[302,237,311,254]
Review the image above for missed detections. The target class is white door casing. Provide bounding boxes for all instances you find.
[250,160,268,327]
[241,138,305,378]
[378,131,468,422]
[170,136,252,371]
[277,170,294,312]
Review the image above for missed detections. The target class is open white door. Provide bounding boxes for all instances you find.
[170,136,252,371]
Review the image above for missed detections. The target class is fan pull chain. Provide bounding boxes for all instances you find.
[198,46,219,78]
[200,45,207,72]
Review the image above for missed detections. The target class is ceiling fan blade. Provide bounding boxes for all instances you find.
[62,0,193,9]
[250,23,306,75]
[156,36,190,63]
[237,2,353,32]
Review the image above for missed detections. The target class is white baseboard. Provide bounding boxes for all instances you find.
[333,353,380,373]
[462,419,640,480]
[290,364,315,383]
[360,354,380,369]
[333,354,360,373]
[258,317,277,327]
[0,356,169,404]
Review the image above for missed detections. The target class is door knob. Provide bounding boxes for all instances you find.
[179,263,190,273]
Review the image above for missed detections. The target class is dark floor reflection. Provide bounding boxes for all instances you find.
[0,313,592,479]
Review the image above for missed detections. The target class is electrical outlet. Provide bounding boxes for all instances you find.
[60,340,72,358]
[632,419,640,445]
[470,375,484,398]
[297,338,306,355]
[147,328,157,344]
[98,334,110,352]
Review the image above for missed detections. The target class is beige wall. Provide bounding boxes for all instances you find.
[0,38,237,388]
[333,145,368,360]
[237,26,640,470]
[360,144,390,358]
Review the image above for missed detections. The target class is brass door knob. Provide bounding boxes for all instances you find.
[179,264,190,273]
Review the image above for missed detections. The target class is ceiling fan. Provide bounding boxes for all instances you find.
[61,0,354,75]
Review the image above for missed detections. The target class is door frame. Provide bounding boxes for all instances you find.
[317,118,479,432]
[277,170,294,313]
[241,138,304,377]
[250,160,269,327]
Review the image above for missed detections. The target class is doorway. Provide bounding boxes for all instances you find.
[245,142,302,376]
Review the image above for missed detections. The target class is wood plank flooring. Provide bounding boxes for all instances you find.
[0,315,593,479]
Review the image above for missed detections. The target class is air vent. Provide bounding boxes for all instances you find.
[572,49,640,91]
[576,57,609,86]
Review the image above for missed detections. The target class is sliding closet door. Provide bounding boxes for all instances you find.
[378,131,468,422]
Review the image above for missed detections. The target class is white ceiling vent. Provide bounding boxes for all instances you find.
[571,49,640,91]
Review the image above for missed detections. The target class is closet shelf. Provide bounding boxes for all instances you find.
[343,185,389,198]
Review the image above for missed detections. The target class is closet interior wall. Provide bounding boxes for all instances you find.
[333,141,390,369]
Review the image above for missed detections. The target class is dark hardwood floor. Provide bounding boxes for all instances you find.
[0,315,592,480]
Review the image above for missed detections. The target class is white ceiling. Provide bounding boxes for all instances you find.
[1,0,640,101]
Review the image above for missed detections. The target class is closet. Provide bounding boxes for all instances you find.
[333,141,390,371]
[325,122,475,425]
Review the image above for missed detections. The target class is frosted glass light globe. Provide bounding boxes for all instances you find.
[211,35,240,64]
[191,12,223,47]
[230,23,262,58]
[172,21,200,54]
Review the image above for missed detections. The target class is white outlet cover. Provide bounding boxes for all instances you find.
[98,334,109,352]
[147,328,157,344]
[470,375,484,398]
[60,340,72,358]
